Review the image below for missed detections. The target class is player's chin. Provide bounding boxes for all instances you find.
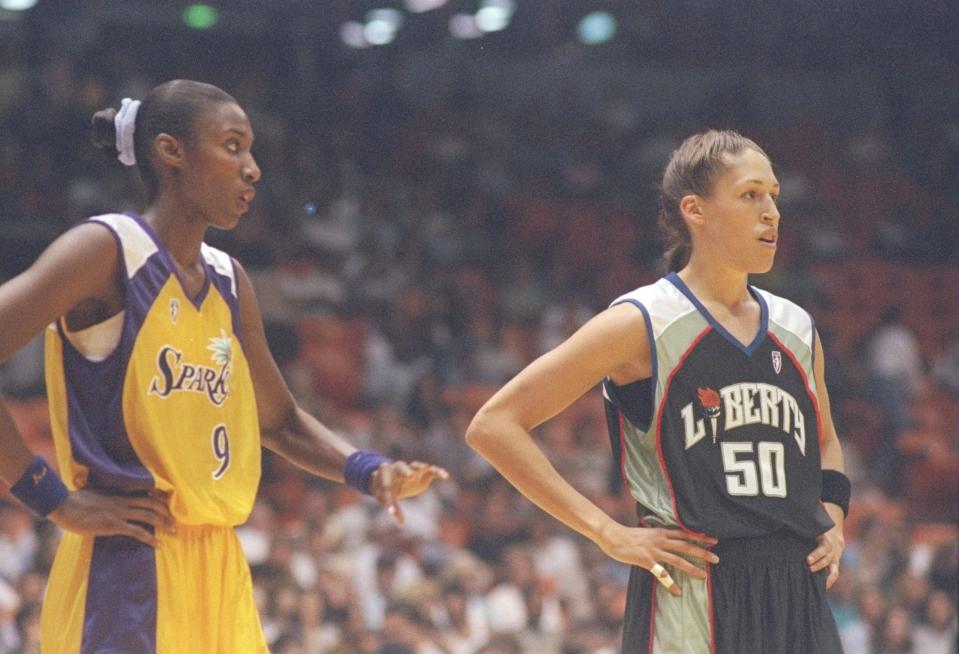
[749,254,776,275]
[211,209,244,231]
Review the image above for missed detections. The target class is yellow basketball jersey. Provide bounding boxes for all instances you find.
[44,212,261,526]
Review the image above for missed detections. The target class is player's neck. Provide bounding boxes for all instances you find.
[141,198,206,268]
[677,258,751,310]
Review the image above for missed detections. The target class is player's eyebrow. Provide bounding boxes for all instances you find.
[223,127,254,143]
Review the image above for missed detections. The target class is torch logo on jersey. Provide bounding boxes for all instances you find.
[697,387,722,444]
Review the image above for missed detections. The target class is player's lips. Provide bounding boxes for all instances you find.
[239,187,256,204]
[759,229,777,248]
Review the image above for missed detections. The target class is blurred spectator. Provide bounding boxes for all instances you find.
[437,581,489,654]
[0,505,36,585]
[864,307,926,483]
[840,583,886,654]
[0,333,44,398]
[872,605,914,654]
[866,308,927,401]
[485,546,533,635]
[932,334,959,395]
[0,578,21,654]
[912,590,958,654]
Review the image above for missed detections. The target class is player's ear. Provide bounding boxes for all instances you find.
[679,194,706,227]
[153,133,185,169]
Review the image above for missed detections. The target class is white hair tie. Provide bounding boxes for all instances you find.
[114,98,141,166]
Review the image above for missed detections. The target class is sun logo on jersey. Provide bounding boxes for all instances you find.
[697,387,722,444]
[207,330,233,367]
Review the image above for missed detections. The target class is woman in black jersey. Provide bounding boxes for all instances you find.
[467,130,847,653]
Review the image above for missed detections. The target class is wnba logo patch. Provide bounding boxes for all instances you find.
[771,350,782,374]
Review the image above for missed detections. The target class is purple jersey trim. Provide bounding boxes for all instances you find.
[56,221,155,491]
[205,254,243,342]
[124,212,211,309]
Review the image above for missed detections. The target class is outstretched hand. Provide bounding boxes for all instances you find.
[596,521,719,597]
[369,460,449,525]
[48,488,175,548]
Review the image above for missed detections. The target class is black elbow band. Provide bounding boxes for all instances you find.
[821,469,851,517]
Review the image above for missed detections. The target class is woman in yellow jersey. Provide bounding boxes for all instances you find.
[0,79,447,653]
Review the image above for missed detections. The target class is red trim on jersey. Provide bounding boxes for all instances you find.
[767,331,824,448]
[648,577,658,654]
[654,325,713,537]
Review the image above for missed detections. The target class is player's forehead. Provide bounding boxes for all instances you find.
[719,148,778,188]
[192,101,254,141]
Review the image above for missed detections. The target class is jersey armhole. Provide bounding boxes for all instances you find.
[56,219,130,363]
[606,298,657,432]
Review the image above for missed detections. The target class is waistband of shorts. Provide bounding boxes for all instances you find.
[712,533,817,560]
[160,522,236,540]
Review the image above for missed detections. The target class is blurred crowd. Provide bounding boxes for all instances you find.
[0,4,957,652]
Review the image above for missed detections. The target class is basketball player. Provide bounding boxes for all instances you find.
[0,80,447,653]
[466,130,848,653]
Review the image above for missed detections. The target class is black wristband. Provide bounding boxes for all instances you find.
[821,469,851,517]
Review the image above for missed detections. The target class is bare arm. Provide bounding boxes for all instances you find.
[466,303,718,595]
[807,331,846,587]
[235,260,357,476]
[235,263,446,520]
[0,223,121,484]
[0,223,172,544]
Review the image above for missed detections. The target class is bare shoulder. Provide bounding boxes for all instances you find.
[580,302,652,347]
[603,301,652,327]
[0,221,123,359]
[812,328,828,378]
[556,302,652,383]
[230,257,258,313]
[813,328,825,356]
[229,257,270,339]
[39,221,120,275]
[231,256,251,286]
[599,303,653,383]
